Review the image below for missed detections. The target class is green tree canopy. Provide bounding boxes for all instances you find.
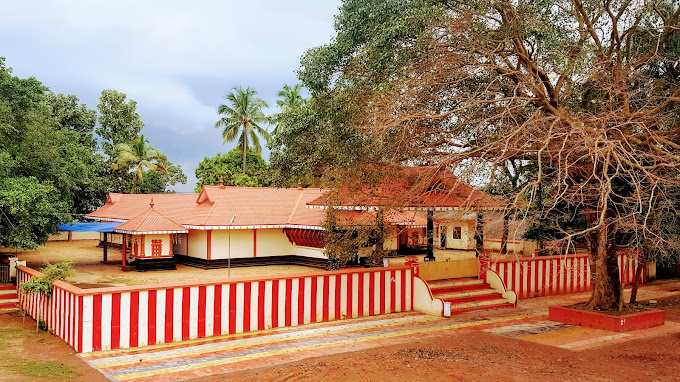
[0,57,106,249]
[96,89,144,158]
[112,134,168,194]
[194,148,270,192]
[214,86,272,173]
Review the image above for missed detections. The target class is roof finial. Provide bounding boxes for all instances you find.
[219,177,224,186]
[297,179,303,190]
[150,198,154,209]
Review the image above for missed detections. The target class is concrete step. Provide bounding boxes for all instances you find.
[0,300,19,309]
[434,288,498,299]
[0,292,18,300]
[440,292,503,305]
[449,298,511,311]
[448,302,515,316]
[0,307,18,314]
[427,278,483,288]
[0,284,16,291]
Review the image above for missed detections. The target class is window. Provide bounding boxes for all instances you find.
[452,226,462,240]
[439,225,447,248]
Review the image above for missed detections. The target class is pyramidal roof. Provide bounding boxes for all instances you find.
[115,202,188,234]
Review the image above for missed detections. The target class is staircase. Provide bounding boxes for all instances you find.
[427,278,514,315]
[0,283,19,314]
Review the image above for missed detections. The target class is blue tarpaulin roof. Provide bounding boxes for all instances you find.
[58,222,122,233]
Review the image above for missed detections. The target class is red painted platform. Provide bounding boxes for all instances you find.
[548,305,665,332]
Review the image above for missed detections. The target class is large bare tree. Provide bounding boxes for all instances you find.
[356,0,680,310]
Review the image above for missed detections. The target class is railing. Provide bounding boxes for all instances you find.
[17,264,414,353]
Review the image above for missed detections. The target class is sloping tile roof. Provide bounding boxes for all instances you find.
[307,166,505,210]
[115,207,188,234]
[335,210,429,227]
[88,187,327,228]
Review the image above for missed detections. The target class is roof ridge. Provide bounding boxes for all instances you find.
[286,191,307,224]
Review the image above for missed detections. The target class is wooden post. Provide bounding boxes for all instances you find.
[169,234,173,256]
[425,210,435,261]
[475,212,484,257]
[121,234,126,263]
[103,232,108,262]
[122,234,127,267]
[501,213,509,255]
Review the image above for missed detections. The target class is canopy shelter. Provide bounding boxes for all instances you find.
[57,222,122,263]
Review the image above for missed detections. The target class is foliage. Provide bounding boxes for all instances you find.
[136,162,187,194]
[272,83,307,136]
[111,134,168,193]
[194,148,270,192]
[96,89,144,158]
[299,0,680,310]
[20,261,75,298]
[323,201,387,269]
[0,58,107,248]
[215,86,272,173]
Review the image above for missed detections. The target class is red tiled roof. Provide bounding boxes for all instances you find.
[334,210,429,227]
[115,207,188,234]
[88,187,326,228]
[307,166,505,210]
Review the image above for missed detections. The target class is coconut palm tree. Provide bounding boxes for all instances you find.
[111,135,168,193]
[272,84,306,136]
[215,87,272,173]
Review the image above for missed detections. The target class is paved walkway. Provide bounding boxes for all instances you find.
[80,280,680,382]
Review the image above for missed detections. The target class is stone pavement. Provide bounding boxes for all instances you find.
[80,279,680,382]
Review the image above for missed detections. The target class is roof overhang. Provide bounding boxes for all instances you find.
[306,205,504,211]
[115,229,189,235]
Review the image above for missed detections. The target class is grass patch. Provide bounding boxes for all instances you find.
[10,361,79,379]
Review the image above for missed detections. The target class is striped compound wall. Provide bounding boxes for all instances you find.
[16,265,414,353]
[484,253,647,299]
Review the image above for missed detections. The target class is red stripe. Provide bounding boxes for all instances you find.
[510,262,516,294]
[390,270,396,313]
[298,278,305,324]
[182,287,190,341]
[243,282,251,332]
[310,277,318,323]
[285,279,292,327]
[400,269,406,311]
[130,291,139,348]
[322,276,329,322]
[148,290,157,345]
[368,271,375,316]
[347,274,353,319]
[334,275,342,320]
[228,283,237,334]
[258,281,265,330]
[518,262,524,298]
[198,286,206,338]
[165,289,174,343]
[533,260,538,297]
[213,285,222,336]
[111,293,121,350]
[379,271,385,315]
[77,295,83,353]
[357,273,364,317]
[271,280,279,328]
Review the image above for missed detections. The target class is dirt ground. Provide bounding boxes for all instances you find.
[199,293,680,382]
[2,293,680,381]
[5,240,321,287]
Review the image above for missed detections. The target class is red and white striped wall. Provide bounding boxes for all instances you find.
[482,253,647,299]
[17,265,413,353]
[17,267,82,351]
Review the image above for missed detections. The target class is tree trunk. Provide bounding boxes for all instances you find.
[629,252,645,304]
[242,133,247,173]
[587,219,621,310]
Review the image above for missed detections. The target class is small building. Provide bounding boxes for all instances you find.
[87,168,506,270]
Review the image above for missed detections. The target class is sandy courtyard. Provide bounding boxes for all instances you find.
[6,240,322,288]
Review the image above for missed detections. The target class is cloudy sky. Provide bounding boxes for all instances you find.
[1,0,341,192]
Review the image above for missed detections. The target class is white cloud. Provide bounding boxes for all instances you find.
[1,0,340,192]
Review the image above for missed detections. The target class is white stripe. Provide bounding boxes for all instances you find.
[156,289,166,345]
[172,288,182,342]
[101,294,112,351]
[189,286,199,339]
[291,279,299,326]
[138,291,148,347]
[205,285,214,336]
[119,292,131,348]
[235,283,244,333]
